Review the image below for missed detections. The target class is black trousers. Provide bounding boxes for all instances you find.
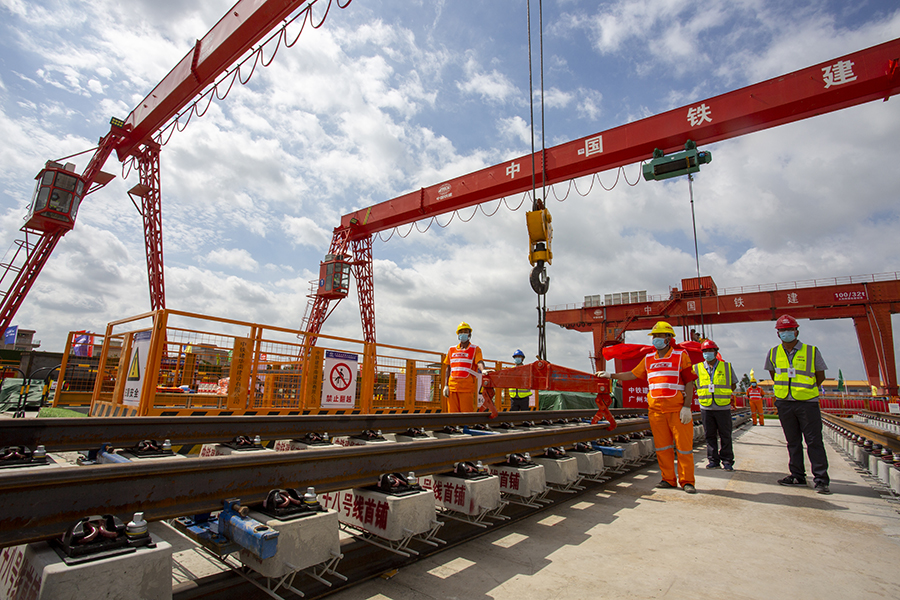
[701,409,734,466]
[775,399,829,485]
[510,396,530,411]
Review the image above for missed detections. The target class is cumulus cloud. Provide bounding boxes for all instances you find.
[204,248,259,272]
[0,0,897,384]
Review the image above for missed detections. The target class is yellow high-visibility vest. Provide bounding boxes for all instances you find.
[693,361,733,406]
[770,343,819,400]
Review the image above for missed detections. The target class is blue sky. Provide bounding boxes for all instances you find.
[1,0,899,383]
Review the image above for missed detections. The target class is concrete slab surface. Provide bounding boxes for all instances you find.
[325,422,900,600]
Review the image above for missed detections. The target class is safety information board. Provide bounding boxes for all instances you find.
[321,350,358,408]
[123,330,152,407]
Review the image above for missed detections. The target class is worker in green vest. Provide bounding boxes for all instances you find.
[508,349,532,411]
[693,339,737,471]
[764,314,831,494]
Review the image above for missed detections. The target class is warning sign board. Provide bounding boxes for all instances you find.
[321,350,358,409]
[123,330,152,407]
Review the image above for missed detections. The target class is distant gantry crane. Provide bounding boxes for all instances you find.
[546,274,900,397]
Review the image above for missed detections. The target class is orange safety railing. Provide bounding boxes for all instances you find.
[83,309,515,417]
[52,331,107,408]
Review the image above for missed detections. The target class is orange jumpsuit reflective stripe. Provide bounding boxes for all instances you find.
[649,410,695,487]
[644,348,687,413]
[446,345,482,392]
[747,386,765,425]
[640,348,695,487]
[445,344,482,413]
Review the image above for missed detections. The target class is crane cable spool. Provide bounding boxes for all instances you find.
[526,0,550,361]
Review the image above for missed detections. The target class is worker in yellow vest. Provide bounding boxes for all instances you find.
[693,340,737,471]
[507,349,532,411]
[764,315,831,494]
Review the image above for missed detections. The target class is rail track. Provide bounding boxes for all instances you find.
[0,409,651,547]
[1,409,758,599]
[823,413,900,453]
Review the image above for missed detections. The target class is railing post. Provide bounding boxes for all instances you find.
[359,342,376,413]
[404,359,416,410]
[139,310,168,416]
[439,354,447,413]
[52,331,74,407]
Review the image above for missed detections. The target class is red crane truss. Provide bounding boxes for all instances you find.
[0,0,349,331]
[545,274,900,396]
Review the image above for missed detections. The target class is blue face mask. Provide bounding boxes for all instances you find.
[703,351,717,361]
[514,357,523,365]
[778,330,796,343]
[458,333,469,343]
[652,337,668,350]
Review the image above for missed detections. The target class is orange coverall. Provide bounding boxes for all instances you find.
[632,348,698,488]
[747,386,765,425]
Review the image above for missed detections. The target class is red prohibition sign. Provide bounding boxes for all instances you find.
[329,363,352,391]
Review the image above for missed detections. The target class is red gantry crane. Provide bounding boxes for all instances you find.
[546,274,900,397]
[304,38,900,353]
[0,0,353,333]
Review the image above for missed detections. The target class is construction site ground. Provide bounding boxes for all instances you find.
[319,420,900,600]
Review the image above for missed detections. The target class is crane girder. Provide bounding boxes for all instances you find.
[116,0,326,161]
[338,38,900,240]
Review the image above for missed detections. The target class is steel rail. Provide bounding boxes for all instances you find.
[856,410,900,425]
[1,408,642,452]
[0,419,652,548]
[823,414,900,451]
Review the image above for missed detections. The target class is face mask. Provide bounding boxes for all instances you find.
[514,357,523,365]
[703,351,717,361]
[458,333,469,343]
[778,330,796,343]
[652,337,668,350]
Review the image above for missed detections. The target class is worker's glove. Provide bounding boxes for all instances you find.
[679,406,692,425]
[442,386,450,398]
[595,371,610,378]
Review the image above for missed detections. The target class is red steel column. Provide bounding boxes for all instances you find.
[853,316,883,391]
[135,143,166,310]
[0,230,64,332]
[352,236,376,345]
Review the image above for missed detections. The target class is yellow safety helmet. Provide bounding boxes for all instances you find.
[648,321,675,336]
[456,321,472,334]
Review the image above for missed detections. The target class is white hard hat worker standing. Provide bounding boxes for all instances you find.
[595,321,699,493]
[442,322,487,413]
[765,314,831,494]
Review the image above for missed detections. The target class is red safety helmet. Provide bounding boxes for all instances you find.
[775,315,799,330]
[700,340,718,351]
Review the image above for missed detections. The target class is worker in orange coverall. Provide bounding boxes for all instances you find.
[746,380,765,425]
[442,321,487,413]
[596,321,699,493]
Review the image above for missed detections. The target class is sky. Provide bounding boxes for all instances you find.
[0,0,899,384]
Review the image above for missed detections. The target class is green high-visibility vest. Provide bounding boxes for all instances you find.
[693,360,733,406]
[770,343,819,400]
